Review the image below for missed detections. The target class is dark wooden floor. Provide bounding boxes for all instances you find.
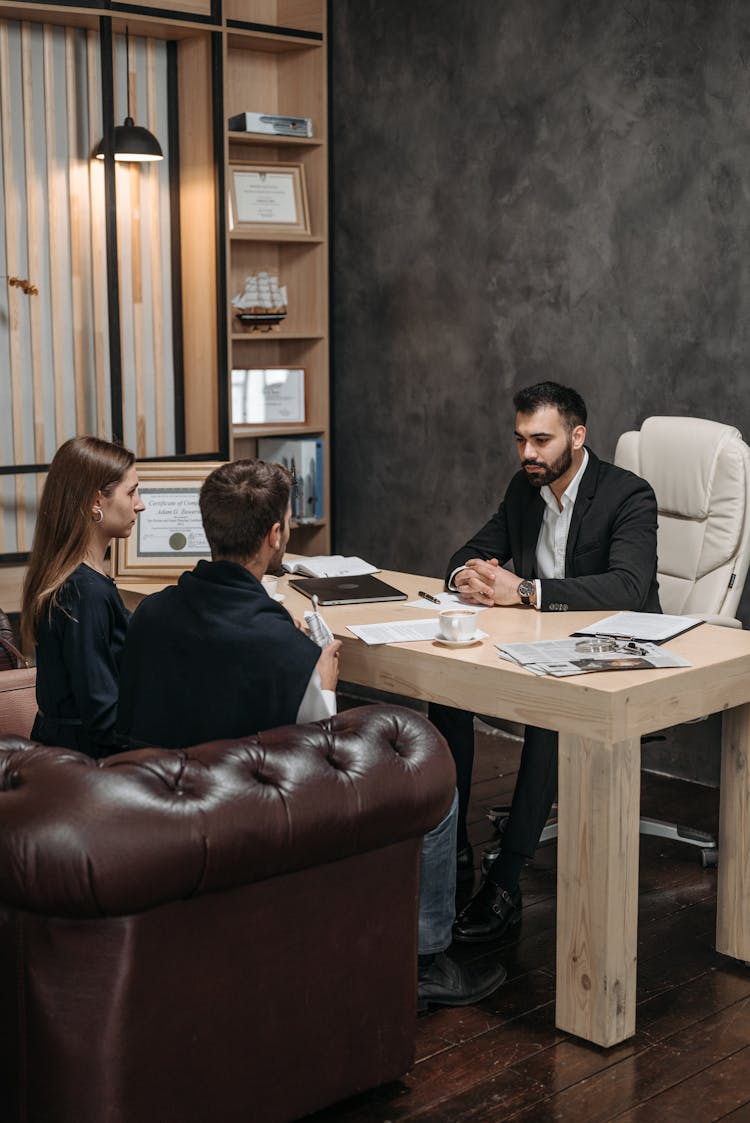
[308,726,750,1122]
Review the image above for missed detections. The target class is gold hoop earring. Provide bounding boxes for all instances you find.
[92,508,104,524]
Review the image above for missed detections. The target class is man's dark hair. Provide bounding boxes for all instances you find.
[513,382,587,430]
[200,459,291,560]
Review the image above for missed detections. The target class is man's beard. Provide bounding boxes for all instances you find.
[523,440,573,488]
[267,540,287,574]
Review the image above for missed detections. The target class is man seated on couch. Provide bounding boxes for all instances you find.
[118,458,506,1010]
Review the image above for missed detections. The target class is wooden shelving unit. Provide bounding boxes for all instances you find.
[224,0,329,555]
[0,0,329,605]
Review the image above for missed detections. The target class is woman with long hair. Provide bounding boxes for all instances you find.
[21,436,145,758]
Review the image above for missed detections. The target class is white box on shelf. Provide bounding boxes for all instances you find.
[228,112,313,138]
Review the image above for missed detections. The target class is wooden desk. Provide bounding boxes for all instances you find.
[119,567,750,1047]
[279,569,750,1048]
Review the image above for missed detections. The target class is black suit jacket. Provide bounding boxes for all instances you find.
[447,449,661,613]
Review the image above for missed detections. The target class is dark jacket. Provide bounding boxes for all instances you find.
[447,449,661,613]
[32,564,130,758]
[117,560,320,749]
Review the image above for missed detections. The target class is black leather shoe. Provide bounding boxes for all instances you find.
[452,880,522,943]
[417,951,506,1011]
[456,843,475,885]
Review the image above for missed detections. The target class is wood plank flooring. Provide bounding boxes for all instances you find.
[307,725,750,1122]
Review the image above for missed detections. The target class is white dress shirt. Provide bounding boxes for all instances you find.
[532,448,588,607]
[296,667,337,723]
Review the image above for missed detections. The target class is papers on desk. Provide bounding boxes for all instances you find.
[495,639,691,677]
[348,619,488,646]
[572,611,701,644]
[404,591,489,612]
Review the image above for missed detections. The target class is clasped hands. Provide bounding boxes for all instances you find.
[454,558,523,606]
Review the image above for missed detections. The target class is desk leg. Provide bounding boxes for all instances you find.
[717,702,750,960]
[555,732,640,1047]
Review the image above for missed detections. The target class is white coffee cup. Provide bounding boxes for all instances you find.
[438,608,478,642]
[262,575,279,597]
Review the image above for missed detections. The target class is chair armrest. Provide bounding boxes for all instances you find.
[688,614,742,629]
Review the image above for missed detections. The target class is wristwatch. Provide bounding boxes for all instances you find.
[517,579,535,607]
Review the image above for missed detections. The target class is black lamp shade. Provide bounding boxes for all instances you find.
[95,117,163,163]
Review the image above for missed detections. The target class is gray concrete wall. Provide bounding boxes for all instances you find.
[330,0,750,599]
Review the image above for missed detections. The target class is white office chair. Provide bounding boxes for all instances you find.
[488,417,750,869]
[613,416,750,864]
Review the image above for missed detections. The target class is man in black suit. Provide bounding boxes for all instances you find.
[430,381,660,942]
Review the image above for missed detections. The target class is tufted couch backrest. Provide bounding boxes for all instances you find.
[0,703,455,918]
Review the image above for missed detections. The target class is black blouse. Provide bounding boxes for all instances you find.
[31,563,130,758]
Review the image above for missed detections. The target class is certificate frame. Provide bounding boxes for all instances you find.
[112,462,222,581]
[228,162,311,235]
[231,367,307,428]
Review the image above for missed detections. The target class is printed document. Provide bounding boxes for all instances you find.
[573,612,701,643]
[349,619,489,646]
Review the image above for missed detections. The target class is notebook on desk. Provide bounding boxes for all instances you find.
[289,574,408,606]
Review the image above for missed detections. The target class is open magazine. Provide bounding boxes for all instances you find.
[495,638,691,678]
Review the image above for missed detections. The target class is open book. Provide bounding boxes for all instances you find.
[282,555,379,579]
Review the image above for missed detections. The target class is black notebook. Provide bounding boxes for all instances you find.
[289,574,408,606]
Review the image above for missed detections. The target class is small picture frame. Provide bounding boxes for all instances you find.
[112,462,222,581]
[232,367,306,427]
[228,162,310,236]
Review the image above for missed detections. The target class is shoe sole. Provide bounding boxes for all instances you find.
[418,967,508,1012]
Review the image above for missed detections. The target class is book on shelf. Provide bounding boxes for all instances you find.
[282,555,379,578]
[258,436,323,521]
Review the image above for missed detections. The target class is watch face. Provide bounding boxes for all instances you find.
[518,580,534,604]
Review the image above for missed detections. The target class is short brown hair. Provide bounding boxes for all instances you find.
[200,459,291,561]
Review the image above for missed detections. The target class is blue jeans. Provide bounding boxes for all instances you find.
[418,789,458,955]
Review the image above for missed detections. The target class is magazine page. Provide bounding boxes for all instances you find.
[495,638,691,678]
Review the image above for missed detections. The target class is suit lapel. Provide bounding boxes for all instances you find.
[565,448,599,573]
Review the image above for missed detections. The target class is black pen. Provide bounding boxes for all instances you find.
[418,590,441,605]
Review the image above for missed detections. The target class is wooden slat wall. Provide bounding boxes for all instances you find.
[0,20,29,551]
[0,19,176,555]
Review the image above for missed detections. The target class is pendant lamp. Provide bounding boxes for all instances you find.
[95,29,163,163]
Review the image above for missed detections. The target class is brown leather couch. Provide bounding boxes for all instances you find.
[0,666,36,740]
[0,704,455,1123]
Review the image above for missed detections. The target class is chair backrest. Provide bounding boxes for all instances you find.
[614,416,750,619]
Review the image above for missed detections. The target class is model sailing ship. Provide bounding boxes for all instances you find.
[231,271,288,331]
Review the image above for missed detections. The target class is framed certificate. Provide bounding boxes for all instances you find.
[228,163,310,235]
[112,463,222,580]
[231,367,306,427]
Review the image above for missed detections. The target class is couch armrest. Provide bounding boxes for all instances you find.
[0,667,37,740]
[0,704,455,918]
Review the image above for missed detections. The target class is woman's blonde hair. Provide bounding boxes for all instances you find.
[21,436,135,650]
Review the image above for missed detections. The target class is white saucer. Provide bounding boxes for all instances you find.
[433,634,484,648]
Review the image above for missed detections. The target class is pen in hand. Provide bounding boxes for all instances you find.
[418,590,441,605]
